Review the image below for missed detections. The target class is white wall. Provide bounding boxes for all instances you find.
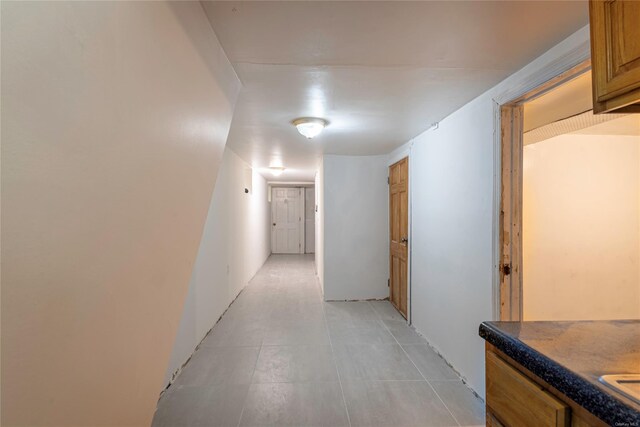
[523,134,640,320]
[1,2,240,425]
[398,26,591,399]
[408,96,495,399]
[163,148,271,387]
[305,187,316,253]
[323,155,389,300]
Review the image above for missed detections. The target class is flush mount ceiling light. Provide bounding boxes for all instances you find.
[292,117,328,139]
[269,166,285,176]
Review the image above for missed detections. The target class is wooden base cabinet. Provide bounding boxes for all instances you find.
[485,344,607,427]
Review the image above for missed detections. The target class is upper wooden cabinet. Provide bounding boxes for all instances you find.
[589,0,640,113]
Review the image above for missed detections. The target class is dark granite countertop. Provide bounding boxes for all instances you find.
[479,320,640,426]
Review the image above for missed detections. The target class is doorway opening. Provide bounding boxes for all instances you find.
[271,186,315,254]
[499,59,640,321]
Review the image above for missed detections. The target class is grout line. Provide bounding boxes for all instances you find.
[423,379,461,427]
[236,288,270,427]
[235,347,261,427]
[374,301,462,427]
[322,301,353,427]
[235,332,264,427]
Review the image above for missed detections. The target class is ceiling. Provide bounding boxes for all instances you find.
[202,1,589,181]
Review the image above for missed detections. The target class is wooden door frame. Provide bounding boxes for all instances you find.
[495,59,591,321]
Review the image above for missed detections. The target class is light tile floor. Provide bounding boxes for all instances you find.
[152,255,485,427]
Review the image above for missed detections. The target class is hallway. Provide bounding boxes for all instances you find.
[152,255,484,427]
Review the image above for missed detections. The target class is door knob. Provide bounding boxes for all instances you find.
[401,237,408,244]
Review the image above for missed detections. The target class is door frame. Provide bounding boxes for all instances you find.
[495,58,591,321]
[270,186,305,254]
[388,154,411,323]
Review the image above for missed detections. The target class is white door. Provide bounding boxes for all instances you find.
[272,188,303,254]
[305,188,315,253]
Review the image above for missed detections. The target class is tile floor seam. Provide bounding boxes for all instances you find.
[235,337,263,427]
[250,379,354,384]
[325,379,428,383]
[322,300,353,427]
[373,301,462,427]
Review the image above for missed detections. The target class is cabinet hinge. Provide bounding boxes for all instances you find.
[388,278,390,287]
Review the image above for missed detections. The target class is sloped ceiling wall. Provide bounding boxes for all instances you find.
[1,2,240,425]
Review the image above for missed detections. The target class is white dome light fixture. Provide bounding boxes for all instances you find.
[269,166,285,176]
[292,117,328,139]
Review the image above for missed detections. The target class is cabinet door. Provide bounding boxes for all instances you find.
[590,0,640,112]
[486,351,570,427]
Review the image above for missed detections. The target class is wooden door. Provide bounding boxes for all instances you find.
[272,187,303,254]
[389,158,409,318]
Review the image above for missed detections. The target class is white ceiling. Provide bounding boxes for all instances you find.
[202,1,589,181]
